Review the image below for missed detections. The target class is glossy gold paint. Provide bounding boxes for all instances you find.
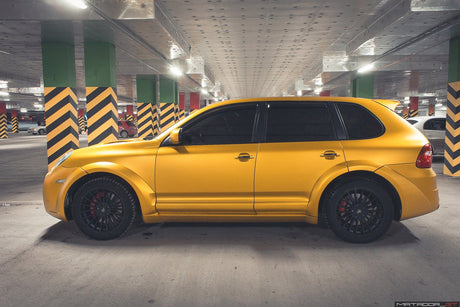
[43,97,439,225]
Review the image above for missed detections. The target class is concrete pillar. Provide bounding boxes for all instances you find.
[84,41,118,146]
[351,74,374,98]
[444,34,460,176]
[0,103,7,139]
[159,76,176,131]
[174,81,180,122]
[409,97,419,117]
[319,90,330,97]
[190,92,200,115]
[78,109,85,134]
[11,109,18,133]
[428,104,435,116]
[136,75,156,138]
[402,107,409,119]
[126,105,134,123]
[41,22,79,170]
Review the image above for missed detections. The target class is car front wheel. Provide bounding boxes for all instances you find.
[120,130,128,138]
[71,177,137,240]
[325,179,394,243]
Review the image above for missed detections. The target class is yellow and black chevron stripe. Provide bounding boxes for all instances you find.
[152,104,159,136]
[160,103,175,131]
[179,109,185,120]
[126,113,134,123]
[409,109,418,117]
[78,115,85,133]
[86,87,118,146]
[44,87,79,170]
[12,116,18,133]
[0,113,7,139]
[174,104,180,122]
[444,81,460,176]
[137,102,153,138]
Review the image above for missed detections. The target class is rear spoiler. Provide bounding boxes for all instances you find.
[372,99,400,111]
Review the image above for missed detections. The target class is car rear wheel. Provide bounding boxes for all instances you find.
[38,129,45,135]
[120,130,128,138]
[325,179,394,243]
[71,177,136,240]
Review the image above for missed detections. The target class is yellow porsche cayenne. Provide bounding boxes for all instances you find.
[43,97,439,243]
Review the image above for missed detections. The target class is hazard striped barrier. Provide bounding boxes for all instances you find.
[159,103,175,131]
[444,81,460,176]
[86,87,118,146]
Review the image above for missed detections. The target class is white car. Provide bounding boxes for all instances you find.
[407,116,446,156]
[27,125,47,135]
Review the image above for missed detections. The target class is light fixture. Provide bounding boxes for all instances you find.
[314,88,322,95]
[357,63,375,74]
[64,0,88,9]
[201,88,209,95]
[296,90,302,96]
[0,91,9,97]
[20,108,27,113]
[169,66,183,77]
[0,80,8,89]
[435,103,443,107]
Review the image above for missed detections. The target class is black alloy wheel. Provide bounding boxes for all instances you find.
[71,177,136,240]
[325,180,394,243]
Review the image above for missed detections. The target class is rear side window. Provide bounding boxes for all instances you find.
[337,103,384,139]
[423,118,445,131]
[266,102,335,142]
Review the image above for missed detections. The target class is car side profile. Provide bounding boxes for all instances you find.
[118,120,138,138]
[43,97,439,243]
[407,116,446,156]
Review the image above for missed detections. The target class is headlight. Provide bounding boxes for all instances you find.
[54,151,73,169]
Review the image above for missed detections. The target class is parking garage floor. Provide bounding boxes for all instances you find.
[1,134,459,306]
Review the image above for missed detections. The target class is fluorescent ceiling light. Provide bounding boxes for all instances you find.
[169,66,183,77]
[357,63,375,73]
[0,91,9,97]
[64,0,88,9]
[435,103,443,107]
[297,90,302,96]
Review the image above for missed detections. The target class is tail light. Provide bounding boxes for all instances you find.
[416,144,433,168]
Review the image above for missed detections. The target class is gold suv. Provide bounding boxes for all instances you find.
[43,97,439,243]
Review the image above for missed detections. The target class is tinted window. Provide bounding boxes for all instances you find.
[266,102,335,142]
[181,106,256,145]
[337,103,384,139]
[423,118,445,131]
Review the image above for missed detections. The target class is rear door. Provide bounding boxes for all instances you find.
[254,101,346,214]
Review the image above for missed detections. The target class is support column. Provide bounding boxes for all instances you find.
[159,76,176,131]
[179,92,185,119]
[190,92,200,115]
[84,41,118,146]
[351,74,374,98]
[402,106,409,119]
[444,35,460,176]
[428,104,435,116]
[11,109,19,133]
[41,27,79,170]
[409,97,419,117]
[126,105,134,122]
[0,103,7,139]
[136,75,156,138]
[319,90,330,96]
[78,109,86,134]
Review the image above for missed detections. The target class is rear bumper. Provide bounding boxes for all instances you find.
[376,164,439,220]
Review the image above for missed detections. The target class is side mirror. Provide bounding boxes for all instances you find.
[169,128,182,145]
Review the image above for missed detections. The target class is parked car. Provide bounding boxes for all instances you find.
[28,124,47,135]
[407,116,446,156]
[118,120,137,138]
[43,97,438,243]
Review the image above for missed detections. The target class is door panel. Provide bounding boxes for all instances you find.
[156,144,258,214]
[254,141,345,213]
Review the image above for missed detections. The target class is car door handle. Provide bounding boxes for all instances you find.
[321,151,339,159]
[235,153,254,160]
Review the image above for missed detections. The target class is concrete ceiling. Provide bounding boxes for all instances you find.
[0,0,459,113]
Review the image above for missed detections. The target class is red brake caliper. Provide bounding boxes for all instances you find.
[338,198,347,213]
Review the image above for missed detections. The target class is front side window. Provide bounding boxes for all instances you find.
[337,103,384,139]
[180,105,257,145]
[265,102,335,142]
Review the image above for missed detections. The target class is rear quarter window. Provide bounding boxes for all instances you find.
[337,103,384,139]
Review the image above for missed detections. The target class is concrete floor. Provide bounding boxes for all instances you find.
[0,133,459,306]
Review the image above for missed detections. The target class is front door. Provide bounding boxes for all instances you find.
[155,103,259,214]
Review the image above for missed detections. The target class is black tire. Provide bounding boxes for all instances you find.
[38,129,45,135]
[71,177,136,240]
[120,130,128,138]
[325,179,394,243]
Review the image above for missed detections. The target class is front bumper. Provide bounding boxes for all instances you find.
[43,166,87,221]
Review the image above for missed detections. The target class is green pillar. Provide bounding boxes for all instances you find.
[84,41,118,146]
[136,75,157,138]
[41,21,79,171]
[351,74,374,98]
[444,34,460,177]
[159,76,176,131]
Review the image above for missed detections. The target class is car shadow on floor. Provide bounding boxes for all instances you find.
[40,219,419,251]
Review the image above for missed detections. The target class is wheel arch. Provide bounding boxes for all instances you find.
[63,164,156,221]
[317,171,402,227]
